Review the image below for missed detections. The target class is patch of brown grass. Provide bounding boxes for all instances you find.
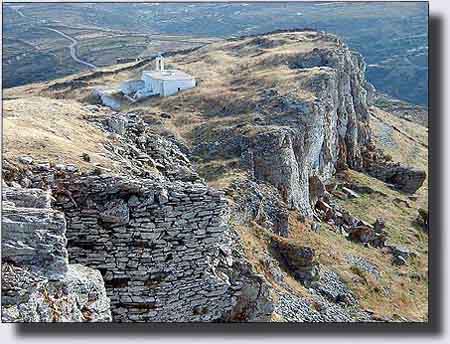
[3,97,115,171]
[288,170,429,322]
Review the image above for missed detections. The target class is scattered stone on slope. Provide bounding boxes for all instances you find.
[274,275,372,323]
[341,186,360,199]
[345,254,381,280]
[314,186,389,247]
[225,255,274,322]
[18,156,33,165]
[416,208,429,233]
[312,269,355,305]
[386,244,415,266]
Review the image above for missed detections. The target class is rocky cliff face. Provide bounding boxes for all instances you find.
[2,186,111,322]
[243,38,372,217]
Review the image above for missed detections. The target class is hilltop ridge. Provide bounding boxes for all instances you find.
[2,30,428,322]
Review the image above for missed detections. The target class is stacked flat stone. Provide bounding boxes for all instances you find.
[51,173,242,322]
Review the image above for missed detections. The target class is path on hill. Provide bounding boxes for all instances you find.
[370,111,428,149]
[11,6,218,71]
[13,7,26,18]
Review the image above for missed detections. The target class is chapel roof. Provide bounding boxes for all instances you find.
[142,69,194,81]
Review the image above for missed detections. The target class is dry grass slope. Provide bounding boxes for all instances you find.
[2,97,115,171]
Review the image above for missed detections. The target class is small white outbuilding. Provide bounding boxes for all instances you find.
[141,55,196,97]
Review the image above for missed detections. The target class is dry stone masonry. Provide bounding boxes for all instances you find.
[51,173,242,322]
[2,157,274,322]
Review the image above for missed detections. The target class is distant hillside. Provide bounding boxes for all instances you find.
[3,2,428,107]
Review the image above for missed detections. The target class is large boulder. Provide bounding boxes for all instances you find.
[2,204,68,280]
[363,148,426,194]
[272,239,320,286]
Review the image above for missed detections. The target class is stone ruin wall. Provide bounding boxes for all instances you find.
[50,173,243,322]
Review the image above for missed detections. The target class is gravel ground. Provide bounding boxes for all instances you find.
[274,268,373,322]
[345,254,381,280]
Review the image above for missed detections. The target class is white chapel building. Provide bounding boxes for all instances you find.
[97,55,196,109]
[141,55,196,97]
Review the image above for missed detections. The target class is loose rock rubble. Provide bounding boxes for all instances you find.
[87,111,200,182]
[386,245,415,266]
[274,268,372,322]
[314,196,388,248]
[312,182,415,266]
[345,254,381,280]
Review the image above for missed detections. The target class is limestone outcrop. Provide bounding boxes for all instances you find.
[227,178,290,237]
[2,194,67,280]
[2,263,111,322]
[244,40,371,217]
[1,186,111,322]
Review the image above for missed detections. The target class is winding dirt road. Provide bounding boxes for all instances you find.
[45,28,97,69]
[12,6,97,70]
